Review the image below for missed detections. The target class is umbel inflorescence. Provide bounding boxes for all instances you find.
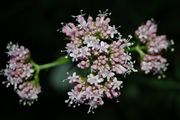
[61,10,136,113]
[0,10,174,113]
[2,42,41,105]
[135,19,174,78]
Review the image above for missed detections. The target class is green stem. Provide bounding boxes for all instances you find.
[130,44,146,59]
[30,56,71,84]
[39,56,70,70]
[30,59,40,84]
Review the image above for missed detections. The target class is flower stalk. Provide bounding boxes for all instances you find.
[31,56,70,71]
[130,44,146,59]
[30,56,70,83]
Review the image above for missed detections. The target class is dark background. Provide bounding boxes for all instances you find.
[0,0,180,120]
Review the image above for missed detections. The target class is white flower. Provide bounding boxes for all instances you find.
[98,41,109,53]
[66,42,77,53]
[99,69,115,80]
[84,36,99,48]
[111,77,123,90]
[78,46,91,58]
[87,74,103,85]
[66,89,85,105]
[108,25,118,38]
[68,72,81,83]
[76,15,87,28]
[69,48,80,61]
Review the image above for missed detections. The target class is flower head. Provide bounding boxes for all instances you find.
[17,81,41,105]
[65,72,123,113]
[6,42,30,62]
[135,19,174,77]
[3,42,34,88]
[4,62,34,88]
[2,42,41,105]
[135,19,157,43]
[62,10,136,113]
[147,35,170,54]
[141,54,168,78]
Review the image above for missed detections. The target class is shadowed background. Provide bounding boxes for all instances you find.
[0,0,180,120]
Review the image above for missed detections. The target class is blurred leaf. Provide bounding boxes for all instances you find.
[48,62,76,92]
[146,78,180,90]
[124,83,140,100]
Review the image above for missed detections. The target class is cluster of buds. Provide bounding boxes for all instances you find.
[2,42,41,105]
[135,19,173,78]
[62,10,136,113]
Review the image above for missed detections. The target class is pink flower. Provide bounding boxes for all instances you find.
[17,82,41,105]
[3,42,34,88]
[6,42,30,62]
[105,77,123,99]
[135,19,173,77]
[147,35,170,54]
[135,19,157,43]
[4,62,34,88]
[110,39,135,75]
[62,10,135,113]
[141,54,168,78]
[66,72,123,113]
[2,42,41,105]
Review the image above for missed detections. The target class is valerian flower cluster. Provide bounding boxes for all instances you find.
[2,42,41,105]
[0,10,174,113]
[135,19,174,78]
